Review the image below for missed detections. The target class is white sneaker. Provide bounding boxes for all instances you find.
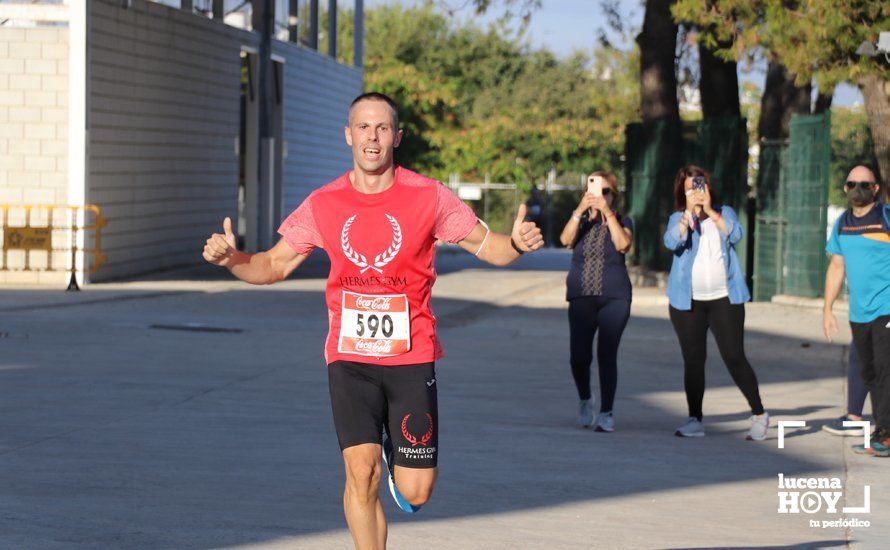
[747,412,770,441]
[578,398,594,428]
[675,417,705,437]
[594,412,615,432]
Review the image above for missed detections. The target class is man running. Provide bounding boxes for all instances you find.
[202,92,544,549]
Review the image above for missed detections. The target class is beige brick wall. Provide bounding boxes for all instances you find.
[0,26,69,283]
[0,26,69,208]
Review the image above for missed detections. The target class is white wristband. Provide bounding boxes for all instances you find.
[571,213,582,222]
[474,229,490,257]
[474,219,490,257]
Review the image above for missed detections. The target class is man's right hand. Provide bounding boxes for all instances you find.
[822,309,838,343]
[203,217,239,267]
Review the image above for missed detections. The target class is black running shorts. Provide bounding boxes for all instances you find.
[328,360,438,468]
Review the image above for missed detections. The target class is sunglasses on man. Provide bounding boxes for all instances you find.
[845,181,876,190]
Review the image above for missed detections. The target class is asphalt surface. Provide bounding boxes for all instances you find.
[0,248,885,549]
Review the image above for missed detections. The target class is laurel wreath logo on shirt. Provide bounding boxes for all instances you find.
[340,214,403,274]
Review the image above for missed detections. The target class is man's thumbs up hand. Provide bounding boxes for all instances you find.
[510,204,544,254]
[223,216,236,248]
[203,217,239,267]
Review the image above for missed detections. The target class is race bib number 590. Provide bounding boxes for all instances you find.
[338,291,411,357]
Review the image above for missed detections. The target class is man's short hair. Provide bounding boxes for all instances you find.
[348,92,399,128]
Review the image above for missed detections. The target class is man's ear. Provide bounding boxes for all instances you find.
[393,128,403,148]
[344,125,353,147]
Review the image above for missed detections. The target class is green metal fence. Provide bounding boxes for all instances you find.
[625,116,749,273]
[752,140,788,301]
[625,118,685,271]
[751,112,831,300]
[782,112,831,298]
[685,116,751,277]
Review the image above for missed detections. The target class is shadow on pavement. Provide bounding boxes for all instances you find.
[0,278,854,548]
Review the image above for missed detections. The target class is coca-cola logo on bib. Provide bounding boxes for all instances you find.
[341,214,402,274]
[354,296,393,311]
[353,339,394,354]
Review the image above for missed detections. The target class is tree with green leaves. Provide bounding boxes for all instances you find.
[672,0,888,183]
[331,3,638,189]
[671,0,814,140]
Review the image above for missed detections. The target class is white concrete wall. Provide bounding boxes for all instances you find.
[87,0,255,281]
[272,41,362,218]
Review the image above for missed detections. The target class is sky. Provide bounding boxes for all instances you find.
[364,0,864,107]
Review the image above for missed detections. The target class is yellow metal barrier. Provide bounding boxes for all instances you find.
[1,204,106,286]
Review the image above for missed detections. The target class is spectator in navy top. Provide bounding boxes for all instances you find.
[560,171,633,432]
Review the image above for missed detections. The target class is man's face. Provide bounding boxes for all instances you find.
[344,100,402,175]
[844,166,878,207]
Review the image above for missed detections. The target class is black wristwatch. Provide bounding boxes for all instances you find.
[510,237,525,255]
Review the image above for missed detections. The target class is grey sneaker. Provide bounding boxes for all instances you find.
[675,417,705,437]
[578,398,594,428]
[822,415,872,437]
[594,412,615,432]
[747,412,770,441]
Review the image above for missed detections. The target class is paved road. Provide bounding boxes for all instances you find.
[0,249,885,549]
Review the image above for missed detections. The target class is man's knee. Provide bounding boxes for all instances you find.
[393,468,437,506]
[398,481,434,507]
[344,450,382,502]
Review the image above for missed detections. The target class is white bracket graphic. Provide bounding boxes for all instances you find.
[843,421,873,449]
[844,485,871,514]
[778,420,872,449]
[778,420,807,449]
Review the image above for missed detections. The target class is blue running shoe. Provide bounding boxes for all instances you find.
[382,429,421,514]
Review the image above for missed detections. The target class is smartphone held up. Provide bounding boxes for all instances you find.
[588,175,604,198]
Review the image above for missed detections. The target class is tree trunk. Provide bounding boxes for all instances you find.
[813,90,833,114]
[860,74,890,198]
[699,41,740,118]
[758,59,811,140]
[637,0,679,121]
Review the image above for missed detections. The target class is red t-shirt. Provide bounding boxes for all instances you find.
[278,166,478,366]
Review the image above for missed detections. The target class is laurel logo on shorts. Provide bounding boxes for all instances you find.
[341,214,403,274]
[401,413,434,447]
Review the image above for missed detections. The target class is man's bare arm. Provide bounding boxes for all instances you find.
[822,254,845,342]
[457,205,544,266]
[203,217,308,284]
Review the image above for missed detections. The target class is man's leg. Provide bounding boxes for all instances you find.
[850,321,878,424]
[342,444,387,550]
[383,362,439,508]
[328,362,389,547]
[847,344,869,418]
[392,465,437,507]
[867,315,890,431]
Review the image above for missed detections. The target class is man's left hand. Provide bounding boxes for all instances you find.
[511,204,545,252]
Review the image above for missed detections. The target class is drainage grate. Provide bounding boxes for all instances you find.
[149,323,244,334]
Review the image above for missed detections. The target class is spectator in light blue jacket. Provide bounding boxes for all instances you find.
[663,165,768,442]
